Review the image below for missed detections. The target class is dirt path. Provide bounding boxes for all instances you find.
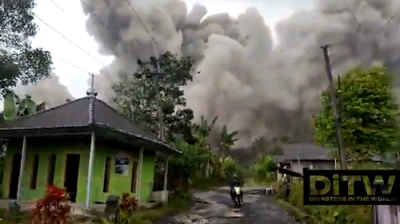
[154,187,299,224]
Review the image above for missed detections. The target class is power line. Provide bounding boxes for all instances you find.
[34,14,105,66]
[123,0,162,51]
[53,55,91,74]
[49,0,83,27]
[379,8,400,34]
[81,0,143,46]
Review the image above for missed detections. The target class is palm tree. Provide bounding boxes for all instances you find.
[220,125,239,153]
[192,115,218,177]
[192,115,218,147]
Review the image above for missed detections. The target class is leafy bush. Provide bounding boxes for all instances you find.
[168,189,192,211]
[250,154,276,183]
[115,193,138,224]
[169,136,209,189]
[285,180,371,224]
[218,156,243,179]
[31,185,71,224]
[119,193,138,213]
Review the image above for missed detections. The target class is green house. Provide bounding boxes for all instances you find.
[0,92,178,208]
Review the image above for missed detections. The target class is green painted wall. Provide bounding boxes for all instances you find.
[1,137,156,204]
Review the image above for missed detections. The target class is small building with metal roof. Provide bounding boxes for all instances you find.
[0,91,179,208]
[276,143,336,180]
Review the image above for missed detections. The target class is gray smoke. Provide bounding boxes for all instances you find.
[14,73,73,108]
[79,0,400,147]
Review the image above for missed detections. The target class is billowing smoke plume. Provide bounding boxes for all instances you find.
[14,73,73,108]
[79,0,400,147]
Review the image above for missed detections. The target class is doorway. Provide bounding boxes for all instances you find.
[9,154,21,199]
[64,154,80,202]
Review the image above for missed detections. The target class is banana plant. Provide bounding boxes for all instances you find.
[220,125,239,153]
[192,115,218,147]
[2,92,44,121]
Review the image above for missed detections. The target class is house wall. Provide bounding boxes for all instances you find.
[1,136,156,204]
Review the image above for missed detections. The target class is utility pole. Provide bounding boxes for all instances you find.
[137,56,165,140]
[137,55,169,201]
[320,45,348,170]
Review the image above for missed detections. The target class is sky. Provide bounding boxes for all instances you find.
[31,0,314,98]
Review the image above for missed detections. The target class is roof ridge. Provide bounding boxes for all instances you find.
[3,97,87,124]
[93,98,168,144]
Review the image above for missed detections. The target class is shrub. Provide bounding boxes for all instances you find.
[168,189,192,211]
[118,193,138,213]
[285,179,372,224]
[115,193,138,224]
[218,156,243,179]
[250,154,276,183]
[31,185,71,224]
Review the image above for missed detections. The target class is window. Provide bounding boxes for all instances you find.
[130,161,138,193]
[47,154,56,185]
[30,154,39,189]
[103,157,111,193]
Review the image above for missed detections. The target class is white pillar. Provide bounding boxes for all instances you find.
[16,136,27,200]
[136,148,144,205]
[85,132,96,209]
[161,156,169,203]
[163,157,169,191]
[334,159,337,169]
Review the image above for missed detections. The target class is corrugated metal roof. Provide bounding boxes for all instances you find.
[0,96,179,154]
[277,143,334,161]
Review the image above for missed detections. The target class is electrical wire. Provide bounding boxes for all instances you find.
[123,0,162,51]
[379,8,400,34]
[34,14,106,66]
[49,0,83,27]
[53,55,91,74]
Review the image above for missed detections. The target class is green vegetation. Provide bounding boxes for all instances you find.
[249,154,276,184]
[278,179,371,224]
[2,93,45,121]
[314,66,400,162]
[0,0,53,95]
[278,65,400,224]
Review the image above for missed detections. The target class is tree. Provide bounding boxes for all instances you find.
[113,51,194,143]
[1,93,44,160]
[250,154,276,183]
[2,92,45,121]
[192,115,218,147]
[314,66,400,161]
[192,115,218,177]
[0,0,53,94]
[169,135,209,190]
[219,125,239,152]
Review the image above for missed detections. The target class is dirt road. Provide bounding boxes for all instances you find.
[154,187,299,224]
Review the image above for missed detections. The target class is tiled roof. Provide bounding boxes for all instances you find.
[276,143,334,161]
[0,96,179,154]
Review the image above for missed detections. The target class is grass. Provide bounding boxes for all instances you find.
[0,193,193,224]
[275,198,309,221]
[278,180,372,224]
[0,208,31,224]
